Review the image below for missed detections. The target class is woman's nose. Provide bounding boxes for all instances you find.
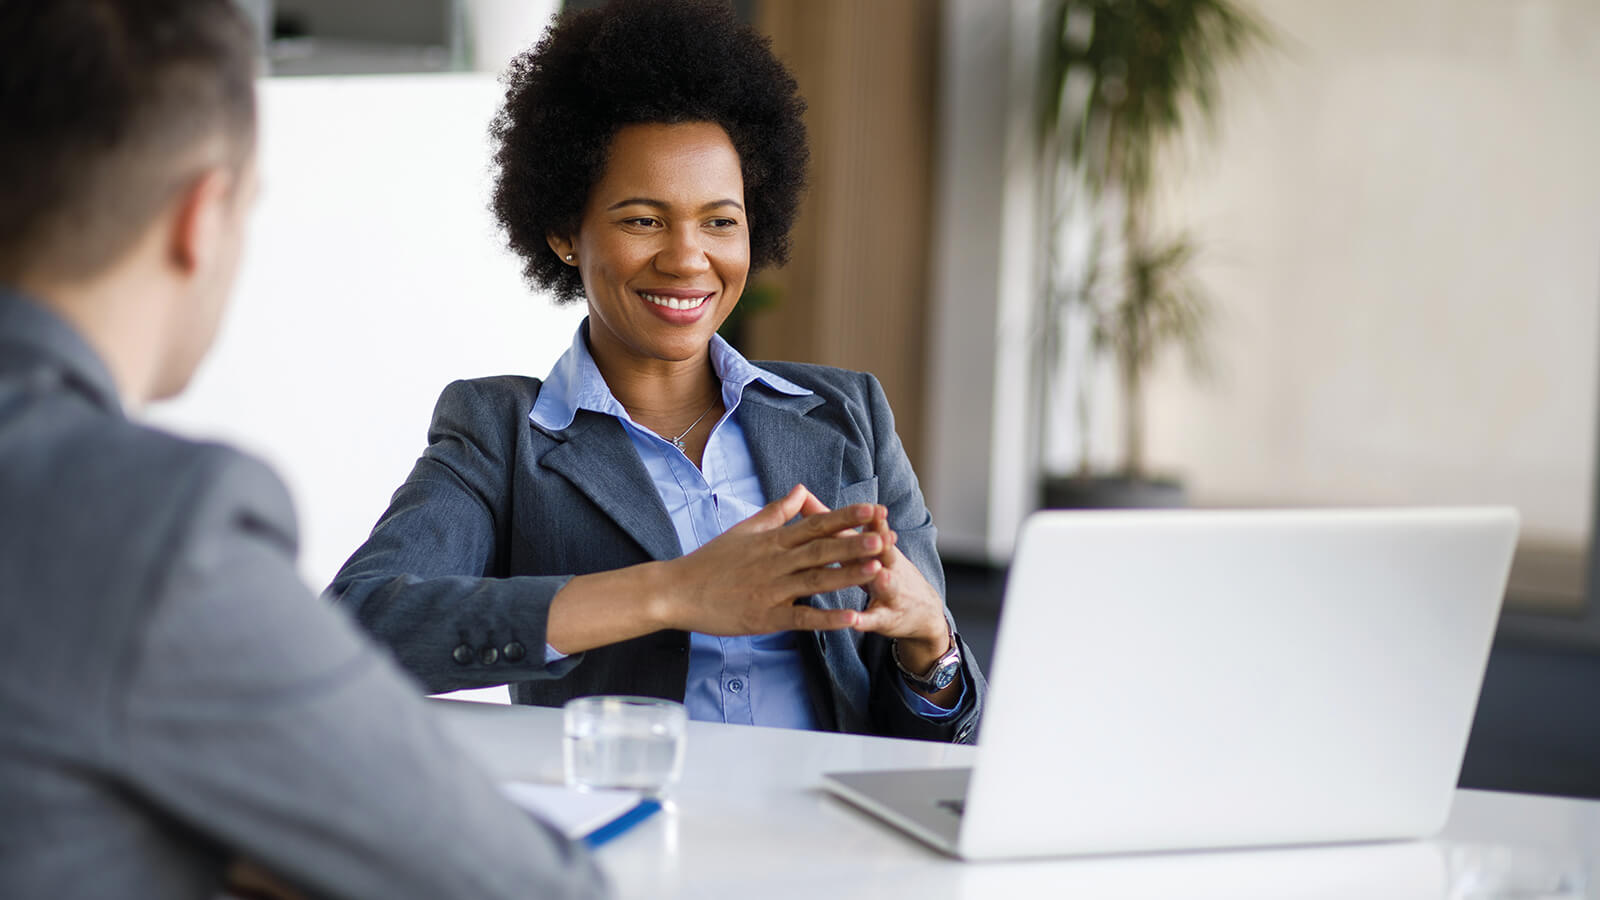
[655,226,712,277]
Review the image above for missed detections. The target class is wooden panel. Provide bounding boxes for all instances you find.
[748,0,939,471]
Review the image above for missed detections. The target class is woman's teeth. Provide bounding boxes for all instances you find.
[641,293,709,311]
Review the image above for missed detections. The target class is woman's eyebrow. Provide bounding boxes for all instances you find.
[605,197,746,212]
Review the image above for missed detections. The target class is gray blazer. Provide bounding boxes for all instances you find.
[0,291,606,900]
[328,360,985,744]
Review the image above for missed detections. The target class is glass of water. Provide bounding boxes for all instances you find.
[563,696,687,798]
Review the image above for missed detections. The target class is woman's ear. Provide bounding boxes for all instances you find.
[546,233,577,265]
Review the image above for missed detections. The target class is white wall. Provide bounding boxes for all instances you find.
[144,75,585,588]
[1140,0,1600,547]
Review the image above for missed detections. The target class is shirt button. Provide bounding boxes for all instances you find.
[727,679,744,694]
[451,644,474,665]
[502,641,526,662]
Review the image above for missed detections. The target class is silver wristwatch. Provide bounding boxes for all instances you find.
[893,631,962,693]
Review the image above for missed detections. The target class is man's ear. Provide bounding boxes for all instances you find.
[546,232,577,265]
[168,168,233,276]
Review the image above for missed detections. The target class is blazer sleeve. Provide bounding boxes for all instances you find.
[119,450,608,900]
[326,379,581,693]
[856,372,987,744]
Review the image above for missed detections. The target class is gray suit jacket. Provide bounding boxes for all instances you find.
[0,290,607,899]
[328,359,985,744]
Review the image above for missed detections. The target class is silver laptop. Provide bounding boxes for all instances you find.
[822,507,1519,860]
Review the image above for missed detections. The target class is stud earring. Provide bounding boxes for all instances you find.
[564,254,575,262]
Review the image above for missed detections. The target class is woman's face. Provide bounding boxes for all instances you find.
[556,121,750,371]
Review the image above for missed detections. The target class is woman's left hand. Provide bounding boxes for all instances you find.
[853,509,952,666]
[800,496,956,699]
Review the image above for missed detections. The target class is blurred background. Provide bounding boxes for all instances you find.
[145,1,1599,797]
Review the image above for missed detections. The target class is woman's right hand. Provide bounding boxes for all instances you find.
[546,485,885,654]
[658,484,884,636]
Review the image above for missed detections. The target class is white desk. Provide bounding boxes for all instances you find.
[434,700,1598,899]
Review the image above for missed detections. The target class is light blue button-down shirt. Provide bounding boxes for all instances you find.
[531,321,961,729]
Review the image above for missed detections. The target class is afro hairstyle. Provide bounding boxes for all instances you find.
[490,0,809,304]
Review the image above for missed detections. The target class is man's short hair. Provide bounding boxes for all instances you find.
[0,0,258,282]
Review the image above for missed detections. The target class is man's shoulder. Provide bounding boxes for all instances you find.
[0,392,300,745]
[1,395,296,579]
[84,413,288,527]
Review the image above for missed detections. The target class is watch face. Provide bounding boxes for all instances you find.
[895,635,963,692]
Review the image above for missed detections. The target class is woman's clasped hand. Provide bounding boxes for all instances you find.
[657,484,886,637]
[659,483,955,675]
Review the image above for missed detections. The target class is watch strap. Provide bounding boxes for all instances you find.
[893,630,962,692]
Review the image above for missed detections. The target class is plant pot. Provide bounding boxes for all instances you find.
[1041,475,1187,510]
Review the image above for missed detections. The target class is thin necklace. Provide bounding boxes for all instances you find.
[665,400,718,452]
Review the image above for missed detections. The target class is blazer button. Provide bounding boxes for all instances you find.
[479,645,500,665]
[451,644,474,665]
[502,641,526,662]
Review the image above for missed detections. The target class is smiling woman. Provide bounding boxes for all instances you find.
[324,0,986,744]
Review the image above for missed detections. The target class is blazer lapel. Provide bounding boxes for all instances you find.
[739,391,847,513]
[531,388,846,563]
[535,412,683,561]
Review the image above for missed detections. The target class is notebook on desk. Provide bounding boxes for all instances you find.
[822,507,1519,861]
[501,782,661,848]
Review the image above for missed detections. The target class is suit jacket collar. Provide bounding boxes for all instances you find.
[530,320,841,559]
[530,352,845,560]
[0,287,122,416]
[533,394,846,563]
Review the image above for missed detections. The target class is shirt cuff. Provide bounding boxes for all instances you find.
[544,643,570,665]
[898,669,968,720]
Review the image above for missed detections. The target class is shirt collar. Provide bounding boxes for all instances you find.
[529,318,811,433]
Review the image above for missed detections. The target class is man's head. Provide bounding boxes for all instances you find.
[0,0,258,403]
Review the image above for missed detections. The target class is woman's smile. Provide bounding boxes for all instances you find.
[638,287,714,319]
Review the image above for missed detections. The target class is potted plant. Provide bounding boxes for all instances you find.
[1036,0,1270,509]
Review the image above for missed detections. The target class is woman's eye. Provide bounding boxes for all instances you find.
[623,217,660,228]
[707,218,739,229]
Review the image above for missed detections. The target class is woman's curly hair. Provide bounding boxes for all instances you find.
[490,0,809,304]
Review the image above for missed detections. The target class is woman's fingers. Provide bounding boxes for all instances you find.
[778,559,880,599]
[778,502,878,547]
[851,603,897,633]
[743,483,812,531]
[781,604,859,632]
[797,489,832,518]
[868,514,896,567]
[788,532,883,571]
[737,486,866,540]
